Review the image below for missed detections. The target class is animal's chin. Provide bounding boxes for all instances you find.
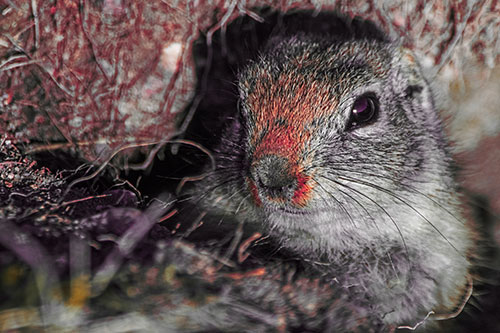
[266,206,302,215]
[261,204,324,217]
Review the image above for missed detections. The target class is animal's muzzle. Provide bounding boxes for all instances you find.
[249,154,313,207]
[251,154,297,201]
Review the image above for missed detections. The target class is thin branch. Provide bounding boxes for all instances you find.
[206,0,237,46]
[0,59,41,72]
[397,311,435,330]
[0,54,29,69]
[31,0,40,50]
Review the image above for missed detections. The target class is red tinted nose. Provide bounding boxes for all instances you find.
[251,154,297,201]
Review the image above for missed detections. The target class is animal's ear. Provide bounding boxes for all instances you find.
[392,47,443,131]
[393,47,430,99]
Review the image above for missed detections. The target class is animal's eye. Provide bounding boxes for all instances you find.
[347,95,378,129]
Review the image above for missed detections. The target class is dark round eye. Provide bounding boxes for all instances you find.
[347,95,378,129]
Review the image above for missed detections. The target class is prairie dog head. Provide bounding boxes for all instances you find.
[237,35,467,254]
[197,17,473,324]
[234,32,472,321]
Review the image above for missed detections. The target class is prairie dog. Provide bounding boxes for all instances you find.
[192,12,474,327]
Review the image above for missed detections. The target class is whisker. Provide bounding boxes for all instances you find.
[313,179,357,230]
[235,193,252,214]
[337,174,463,256]
[182,176,242,207]
[314,178,402,279]
[336,186,382,235]
[308,161,464,226]
[318,174,409,257]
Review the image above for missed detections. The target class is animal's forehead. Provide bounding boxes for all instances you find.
[240,38,391,102]
[240,39,390,124]
[243,71,340,126]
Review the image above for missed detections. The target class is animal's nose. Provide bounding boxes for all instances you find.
[251,154,297,200]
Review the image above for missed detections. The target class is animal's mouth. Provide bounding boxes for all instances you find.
[263,204,320,216]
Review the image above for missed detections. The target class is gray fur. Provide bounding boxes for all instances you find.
[195,31,473,327]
